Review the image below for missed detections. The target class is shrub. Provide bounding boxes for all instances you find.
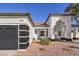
[39,37,51,45]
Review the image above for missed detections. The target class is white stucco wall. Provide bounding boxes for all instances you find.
[71,27,79,38]
[46,15,72,39]
[61,16,72,39]
[46,17,52,39]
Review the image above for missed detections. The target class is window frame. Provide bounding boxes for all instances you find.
[40,31,45,36]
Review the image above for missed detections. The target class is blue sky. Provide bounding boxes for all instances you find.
[0,3,69,22]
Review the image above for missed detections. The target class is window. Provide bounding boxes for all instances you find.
[71,30,73,32]
[58,31,61,36]
[19,37,29,43]
[0,27,2,31]
[19,42,29,49]
[40,31,44,36]
[20,31,29,36]
[19,25,29,30]
[19,25,29,49]
[6,27,16,31]
[35,29,37,34]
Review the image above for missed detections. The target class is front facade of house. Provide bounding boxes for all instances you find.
[33,14,76,40]
[0,13,77,50]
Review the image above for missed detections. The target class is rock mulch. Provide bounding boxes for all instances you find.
[14,42,79,56]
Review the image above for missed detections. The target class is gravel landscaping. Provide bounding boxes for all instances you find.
[14,41,79,56]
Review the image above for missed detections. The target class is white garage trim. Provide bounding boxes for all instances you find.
[18,24,19,50]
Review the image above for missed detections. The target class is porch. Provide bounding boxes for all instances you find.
[33,27,48,40]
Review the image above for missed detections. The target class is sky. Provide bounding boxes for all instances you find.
[0,3,69,22]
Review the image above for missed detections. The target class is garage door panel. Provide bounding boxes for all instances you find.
[19,25,29,30]
[19,25,29,49]
[19,42,29,49]
[19,37,29,43]
[0,25,29,50]
[19,31,29,36]
[0,25,18,50]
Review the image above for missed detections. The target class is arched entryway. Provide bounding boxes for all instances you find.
[53,20,66,39]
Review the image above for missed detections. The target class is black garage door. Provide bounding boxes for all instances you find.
[0,25,18,50]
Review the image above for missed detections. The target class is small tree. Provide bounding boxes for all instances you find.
[65,3,79,25]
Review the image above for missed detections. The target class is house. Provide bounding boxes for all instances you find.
[33,14,75,41]
[0,13,34,50]
[0,13,77,50]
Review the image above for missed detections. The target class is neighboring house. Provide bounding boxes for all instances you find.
[71,25,79,39]
[0,13,77,50]
[65,3,79,40]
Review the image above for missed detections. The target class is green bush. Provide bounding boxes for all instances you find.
[39,37,51,45]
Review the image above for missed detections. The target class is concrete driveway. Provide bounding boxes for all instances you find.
[0,40,79,56]
[0,50,17,56]
[58,40,79,51]
[14,41,79,56]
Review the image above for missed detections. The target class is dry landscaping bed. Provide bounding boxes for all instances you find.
[14,42,79,56]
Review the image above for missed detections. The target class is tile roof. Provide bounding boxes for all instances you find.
[34,22,49,27]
